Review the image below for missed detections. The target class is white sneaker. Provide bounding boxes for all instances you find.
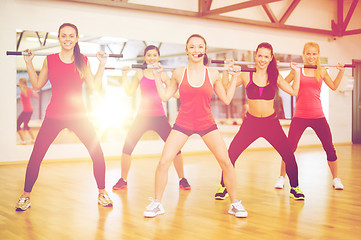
[274,176,285,189]
[333,178,344,190]
[144,199,165,218]
[228,201,248,218]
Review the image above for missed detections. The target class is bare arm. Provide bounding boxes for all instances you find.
[121,67,141,96]
[19,86,28,96]
[153,64,179,102]
[277,64,300,96]
[84,52,107,90]
[24,50,48,90]
[214,66,240,105]
[284,70,295,83]
[322,63,345,91]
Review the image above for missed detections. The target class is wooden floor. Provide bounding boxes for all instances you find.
[1,144,361,240]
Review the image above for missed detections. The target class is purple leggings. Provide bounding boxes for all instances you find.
[288,117,337,161]
[24,117,105,192]
[221,112,299,187]
[17,111,33,131]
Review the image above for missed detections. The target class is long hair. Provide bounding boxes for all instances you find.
[186,34,208,65]
[58,23,86,78]
[303,42,321,81]
[256,42,278,90]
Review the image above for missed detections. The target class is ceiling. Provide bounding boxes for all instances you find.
[63,0,361,37]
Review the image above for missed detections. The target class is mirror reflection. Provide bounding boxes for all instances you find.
[16,29,323,145]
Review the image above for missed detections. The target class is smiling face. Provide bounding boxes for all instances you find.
[255,47,273,70]
[185,36,207,63]
[58,25,78,51]
[303,45,319,65]
[144,49,160,65]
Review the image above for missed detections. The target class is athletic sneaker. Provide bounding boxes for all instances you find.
[98,191,113,207]
[333,178,344,190]
[228,201,248,218]
[15,195,31,211]
[144,199,165,218]
[179,178,191,190]
[289,186,305,200]
[215,185,229,200]
[274,176,285,189]
[112,178,127,190]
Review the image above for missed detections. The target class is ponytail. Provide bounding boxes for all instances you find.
[74,42,86,78]
[203,53,209,66]
[267,56,279,90]
[315,57,321,81]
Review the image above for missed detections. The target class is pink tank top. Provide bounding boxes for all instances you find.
[293,69,325,119]
[175,67,215,131]
[46,53,87,120]
[138,75,165,116]
[20,88,33,112]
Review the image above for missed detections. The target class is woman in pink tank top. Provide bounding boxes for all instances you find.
[15,23,113,211]
[143,34,248,218]
[17,77,38,144]
[275,42,346,190]
[112,45,191,191]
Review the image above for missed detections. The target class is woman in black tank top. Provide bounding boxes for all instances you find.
[215,42,306,202]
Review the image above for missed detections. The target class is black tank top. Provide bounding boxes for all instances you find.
[246,72,276,100]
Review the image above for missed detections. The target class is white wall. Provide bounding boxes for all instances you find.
[1,0,359,162]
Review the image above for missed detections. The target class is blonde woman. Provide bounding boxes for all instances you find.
[274,42,345,190]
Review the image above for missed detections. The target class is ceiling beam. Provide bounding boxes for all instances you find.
[204,14,332,35]
[16,31,24,51]
[198,0,213,16]
[337,0,344,35]
[201,0,282,16]
[279,0,300,24]
[344,28,361,36]
[64,0,353,37]
[262,4,278,23]
[343,0,359,31]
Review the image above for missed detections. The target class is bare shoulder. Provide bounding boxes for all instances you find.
[208,67,221,83]
[172,66,186,80]
[208,67,220,77]
[240,72,250,85]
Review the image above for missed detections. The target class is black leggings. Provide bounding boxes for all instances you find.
[122,115,180,155]
[288,117,337,161]
[24,117,105,192]
[221,112,299,187]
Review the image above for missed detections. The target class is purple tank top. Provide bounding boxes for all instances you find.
[138,76,165,116]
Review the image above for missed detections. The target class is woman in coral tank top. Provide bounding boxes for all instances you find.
[15,23,113,211]
[143,34,248,218]
[274,42,345,190]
